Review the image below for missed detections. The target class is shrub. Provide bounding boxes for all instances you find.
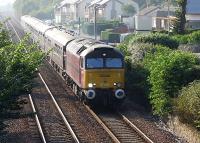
[129,33,179,49]
[127,43,160,63]
[144,49,199,116]
[176,80,200,129]
[117,34,135,56]
[172,30,200,45]
[172,34,189,44]
[124,57,150,107]
[188,30,200,44]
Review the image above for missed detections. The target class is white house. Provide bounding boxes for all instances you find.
[85,0,139,22]
[55,0,91,24]
[134,5,176,33]
[186,0,200,29]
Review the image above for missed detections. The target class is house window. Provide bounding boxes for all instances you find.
[63,7,67,13]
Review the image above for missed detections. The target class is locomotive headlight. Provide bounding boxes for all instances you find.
[114,82,122,88]
[88,83,96,88]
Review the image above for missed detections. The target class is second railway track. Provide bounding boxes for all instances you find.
[5,18,80,143]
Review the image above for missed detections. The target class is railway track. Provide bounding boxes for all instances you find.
[6,16,155,143]
[85,105,154,143]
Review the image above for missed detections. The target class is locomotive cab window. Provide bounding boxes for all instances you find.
[86,58,103,69]
[105,58,122,68]
[86,58,123,69]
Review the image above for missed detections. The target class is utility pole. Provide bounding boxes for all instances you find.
[78,17,81,35]
[167,0,170,34]
[94,4,97,40]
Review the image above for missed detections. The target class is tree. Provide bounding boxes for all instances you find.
[122,4,136,17]
[173,0,187,34]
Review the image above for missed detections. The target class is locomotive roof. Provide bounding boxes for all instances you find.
[66,37,123,57]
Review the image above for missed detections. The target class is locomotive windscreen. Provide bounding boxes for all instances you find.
[86,58,123,69]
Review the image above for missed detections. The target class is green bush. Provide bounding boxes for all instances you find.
[172,34,189,44]
[176,80,200,129]
[128,43,159,63]
[0,35,44,113]
[172,30,200,45]
[117,34,135,56]
[144,49,199,116]
[188,30,200,44]
[124,57,150,107]
[129,33,179,49]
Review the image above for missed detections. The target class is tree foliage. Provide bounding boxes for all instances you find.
[0,24,44,113]
[143,48,200,116]
[173,0,187,34]
[176,80,200,129]
[13,0,62,19]
[129,33,179,49]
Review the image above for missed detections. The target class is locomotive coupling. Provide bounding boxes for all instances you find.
[115,89,125,99]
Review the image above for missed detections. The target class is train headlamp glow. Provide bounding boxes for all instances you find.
[88,83,96,88]
[114,82,122,87]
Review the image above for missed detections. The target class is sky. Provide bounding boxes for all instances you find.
[0,0,15,6]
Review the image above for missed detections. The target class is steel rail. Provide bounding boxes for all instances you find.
[38,73,80,143]
[29,94,47,143]
[84,104,121,143]
[120,114,154,143]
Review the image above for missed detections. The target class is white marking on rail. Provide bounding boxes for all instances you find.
[38,73,80,143]
[29,94,47,143]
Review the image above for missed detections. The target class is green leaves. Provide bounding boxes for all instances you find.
[129,33,179,49]
[143,48,199,116]
[0,24,44,115]
[176,81,200,129]
[14,0,62,19]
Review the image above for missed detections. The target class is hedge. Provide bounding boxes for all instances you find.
[173,30,200,45]
[129,33,179,49]
[176,80,200,129]
[143,49,200,116]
